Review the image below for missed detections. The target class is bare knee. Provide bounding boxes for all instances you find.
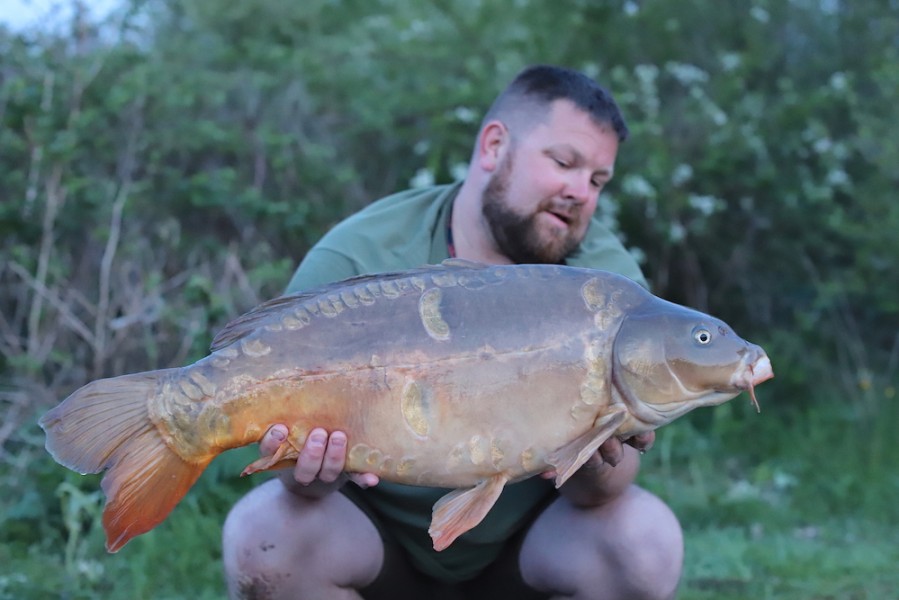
[222,479,383,599]
[520,486,683,600]
[601,486,683,600]
[222,481,304,598]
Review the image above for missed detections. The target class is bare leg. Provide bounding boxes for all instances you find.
[222,479,384,600]
[518,485,683,600]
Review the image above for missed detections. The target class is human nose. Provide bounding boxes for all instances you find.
[563,172,595,205]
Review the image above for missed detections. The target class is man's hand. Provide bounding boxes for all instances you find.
[541,431,655,507]
[261,424,379,498]
[594,431,655,467]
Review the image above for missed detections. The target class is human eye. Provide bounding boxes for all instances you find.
[591,172,612,190]
[590,176,608,191]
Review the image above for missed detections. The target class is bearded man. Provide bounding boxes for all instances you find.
[223,65,683,600]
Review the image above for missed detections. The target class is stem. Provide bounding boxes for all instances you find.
[93,186,128,378]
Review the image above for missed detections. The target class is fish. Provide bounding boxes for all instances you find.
[40,259,773,553]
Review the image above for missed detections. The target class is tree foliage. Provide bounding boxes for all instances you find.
[2,0,895,395]
[1,0,897,596]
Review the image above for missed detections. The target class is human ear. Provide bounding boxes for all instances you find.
[476,121,509,172]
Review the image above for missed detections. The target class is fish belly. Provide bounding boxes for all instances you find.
[221,343,603,489]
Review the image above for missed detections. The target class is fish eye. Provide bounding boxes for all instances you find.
[693,327,712,345]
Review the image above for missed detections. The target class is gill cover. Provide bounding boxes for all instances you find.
[612,301,754,426]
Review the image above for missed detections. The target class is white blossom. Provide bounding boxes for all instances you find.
[452,106,477,123]
[622,174,658,198]
[829,72,847,91]
[750,6,769,23]
[666,62,709,86]
[671,163,694,187]
[450,162,468,181]
[410,168,434,189]
[720,52,742,72]
[688,194,722,216]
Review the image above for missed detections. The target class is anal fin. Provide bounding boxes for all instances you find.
[429,474,508,551]
[547,407,628,488]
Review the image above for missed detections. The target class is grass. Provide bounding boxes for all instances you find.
[2,382,897,599]
[680,521,899,599]
[0,443,257,600]
[641,386,899,600]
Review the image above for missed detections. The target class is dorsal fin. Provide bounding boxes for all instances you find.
[209,260,492,352]
[210,291,318,351]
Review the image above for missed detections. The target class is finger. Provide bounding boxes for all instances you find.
[317,431,349,483]
[597,436,624,467]
[348,473,380,488]
[625,431,656,453]
[293,428,328,485]
[259,424,289,456]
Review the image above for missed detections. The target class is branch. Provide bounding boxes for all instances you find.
[92,90,143,377]
[26,162,66,358]
[9,261,95,349]
[93,183,128,378]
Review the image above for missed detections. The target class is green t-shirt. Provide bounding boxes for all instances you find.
[286,182,646,583]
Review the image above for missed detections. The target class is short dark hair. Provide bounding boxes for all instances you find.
[483,65,629,142]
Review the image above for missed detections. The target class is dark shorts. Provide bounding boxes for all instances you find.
[341,487,552,600]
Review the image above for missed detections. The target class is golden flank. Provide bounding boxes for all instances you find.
[40,260,773,553]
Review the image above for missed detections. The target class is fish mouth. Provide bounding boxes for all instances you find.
[729,354,774,413]
[613,349,774,432]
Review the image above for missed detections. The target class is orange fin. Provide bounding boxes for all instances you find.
[39,370,210,552]
[546,407,628,488]
[429,474,508,551]
[241,439,300,476]
[101,433,209,552]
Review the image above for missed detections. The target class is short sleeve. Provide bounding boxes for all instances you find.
[284,248,362,294]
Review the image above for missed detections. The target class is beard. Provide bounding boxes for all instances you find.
[481,151,585,265]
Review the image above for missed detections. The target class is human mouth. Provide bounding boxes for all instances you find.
[542,206,576,229]
[536,211,569,233]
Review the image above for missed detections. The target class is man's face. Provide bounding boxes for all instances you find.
[481,100,620,264]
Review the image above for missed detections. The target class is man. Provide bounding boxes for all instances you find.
[223,65,683,600]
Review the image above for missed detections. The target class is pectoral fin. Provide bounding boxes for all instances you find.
[547,407,628,488]
[241,439,300,476]
[429,474,508,551]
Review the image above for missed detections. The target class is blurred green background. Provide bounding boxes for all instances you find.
[1,1,896,598]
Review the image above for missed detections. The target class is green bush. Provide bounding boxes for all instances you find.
[1,1,896,597]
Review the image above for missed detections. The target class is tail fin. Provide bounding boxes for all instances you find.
[39,370,211,552]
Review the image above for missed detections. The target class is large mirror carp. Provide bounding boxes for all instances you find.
[40,260,773,552]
